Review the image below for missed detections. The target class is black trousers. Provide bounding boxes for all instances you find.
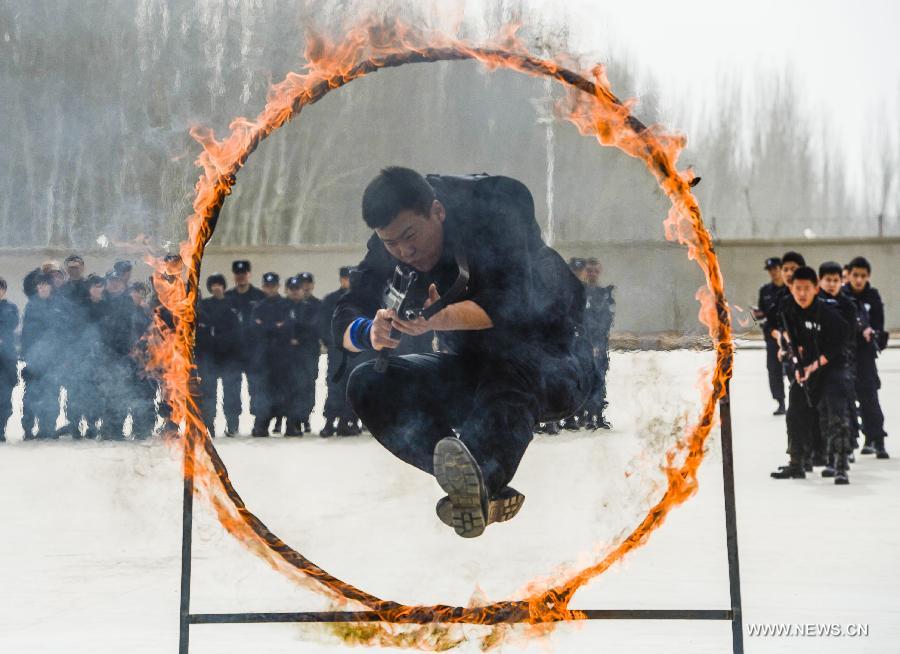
[785,370,851,464]
[22,364,59,437]
[855,353,886,441]
[765,338,785,402]
[347,348,592,495]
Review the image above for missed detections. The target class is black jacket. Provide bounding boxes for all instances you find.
[333,174,585,359]
[757,281,785,339]
[285,297,322,359]
[842,282,888,353]
[21,296,61,374]
[0,299,19,382]
[780,296,848,375]
[196,296,240,363]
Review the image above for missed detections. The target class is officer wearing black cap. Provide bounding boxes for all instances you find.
[196,273,240,437]
[318,266,362,436]
[66,274,109,439]
[283,273,322,435]
[61,254,88,304]
[753,257,787,414]
[97,269,135,439]
[249,272,289,436]
[0,277,19,442]
[225,260,266,434]
[113,260,134,286]
[20,273,62,439]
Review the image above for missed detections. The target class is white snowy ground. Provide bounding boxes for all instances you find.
[0,348,897,654]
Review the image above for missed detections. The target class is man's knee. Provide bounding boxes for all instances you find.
[346,359,378,413]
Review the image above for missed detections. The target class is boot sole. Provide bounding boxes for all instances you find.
[436,488,525,529]
[433,437,487,538]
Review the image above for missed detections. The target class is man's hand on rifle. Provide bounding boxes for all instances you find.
[371,309,401,351]
[391,284,441,337]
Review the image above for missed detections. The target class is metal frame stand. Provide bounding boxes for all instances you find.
[177,391,744,653]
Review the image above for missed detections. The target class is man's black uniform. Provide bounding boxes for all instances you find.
[337,174,594,506]
[758,280,787,406]
[284,290,321,434]
[0,298,19,441]
[97,289,137,439]
[225,284,266,431]
[21,292,62,438]
[250,291,290,435]
[842,282,888,453]
[67,294,109,436]
[775,295,850,477]
[319,283,354,434]
[817,289,858,460]
[196,295,240,436]
[582,283,615,426]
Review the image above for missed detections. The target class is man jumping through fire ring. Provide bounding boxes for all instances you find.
[334,167,595,538]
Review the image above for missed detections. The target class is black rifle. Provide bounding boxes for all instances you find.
[778,309,813,407]
[373,251,470,374]
[855,303,885,357]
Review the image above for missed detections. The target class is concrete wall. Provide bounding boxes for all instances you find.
[1,237,896,333]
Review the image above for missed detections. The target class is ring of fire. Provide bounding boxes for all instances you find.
[147,18,734,638]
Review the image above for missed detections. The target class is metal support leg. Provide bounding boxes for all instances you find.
[719,384,745,654]
[178,439,195,654]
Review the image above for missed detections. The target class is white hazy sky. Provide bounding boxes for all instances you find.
[516,0,900,201]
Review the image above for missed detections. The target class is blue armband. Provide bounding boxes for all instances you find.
[348,317,374,350]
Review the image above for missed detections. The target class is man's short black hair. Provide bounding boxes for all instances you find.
[818,261,842,278]
[361,166,436,230]
[847,256,871,273]
[792,266,818,285]
[206,273,227,292]
[781,251,806,267]
[339,266,352,278]
[64,254,84,266]
[0,277,6,291]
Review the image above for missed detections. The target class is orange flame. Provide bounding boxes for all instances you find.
[146,16,734,650]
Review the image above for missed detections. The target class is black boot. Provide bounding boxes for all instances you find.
[860,437,875,455]
[773,400,786,416]
[834,452,850,485]
[771,462,806,479]
[433,437,489,538]
[874,437,890,459]
[319,417,336,438]
[821,454,836,478]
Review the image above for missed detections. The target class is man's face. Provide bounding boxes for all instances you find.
[842,268,850,284]
[0,287,6,300]
[210,283,226,299]
[790,279,818,309]
[848,267,869,293]
[37,283,52,299]
[287,286,303,301]
[89,285,104,301]
[339,276,350,290]
[767,266,783,285]
[820,273,842,296]
[262,283,279,297]
[51,271,65,288]
[234,271,250,287]
[66,262,84,280]
[301,281,314,299]
[585,262,601,286]
[781,261,799,285]
[376,200,445,272]
[130,290,144,306]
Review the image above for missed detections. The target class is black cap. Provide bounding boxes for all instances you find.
[105,269,124,281]
[764,257,781,270]
[262,272,279,286]
[339,266,352,278]
[86,274,105,287]
[64,254,84,266]
[297,272,314,284]
[232,260,251,274]
[114,260,133,274]
[206,274,227,292]
[285,275,302,290]
[569,257,586,271]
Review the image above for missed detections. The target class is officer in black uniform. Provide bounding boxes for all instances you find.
[282,274,322,435]
[843,256,889,459]
[817,261,859,474]
[770,267,851,483]
[335,167,594,538]
[61,255,88,303]
[225,260,266,435]
[0,277,19,442]
[21,273,62,439]
[753,257,787,414]
[66,275,109,439]
[97,270,135,440]
[318,266,362,437]
[250,272,289,436]
[582,257,615,430]
[196,274,240,437]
